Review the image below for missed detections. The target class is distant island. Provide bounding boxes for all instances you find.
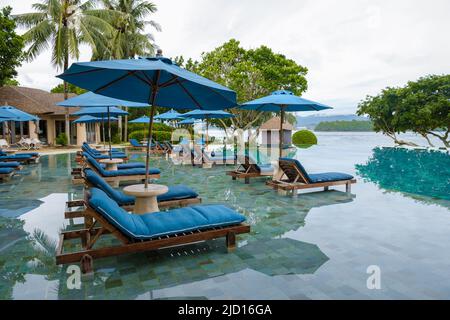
[315,120,373,132]
[296,114,370,129]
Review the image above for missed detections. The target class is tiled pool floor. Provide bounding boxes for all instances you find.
[1,133,449,299]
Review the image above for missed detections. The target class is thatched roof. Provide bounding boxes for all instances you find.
[260,117,294,131]
[0,86,78,116]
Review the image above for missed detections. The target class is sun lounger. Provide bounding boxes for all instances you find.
[129,138,145,150]
[0,161,23,170]
[0,139,9,149]
[66,168,201,220]
[0,167,15,181]
[266,158,356,194]
[56,187,250,273]
[14,151,40,163]
[84,154,160,184]
[226,155,274,184]
[0,152,34,164]
[82,143,128,159]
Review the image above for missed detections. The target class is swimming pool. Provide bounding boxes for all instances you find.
[0,133,449,299]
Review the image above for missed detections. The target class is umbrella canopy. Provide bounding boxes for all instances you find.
[0,108,17,120]
[178,118,201,125]
[154,108,181,120]
[129,115,161,124]
[57,54,238,188]
[73,115,118,124]
[181,109,235,120]
[241,90,332,157]
[73,106,128,117]
[56,91,150,108]
[57,57,237,110]
[0,106,39,122]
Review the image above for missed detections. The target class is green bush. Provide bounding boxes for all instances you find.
[128,122,174,133]
[112,133,122,144]
[292,130,317,147]
[128,130,172,142]
[56,133,68,146]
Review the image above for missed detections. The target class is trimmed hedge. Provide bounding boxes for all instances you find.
[292,130,318,146]
[129,130,172,142]
[128,122,174,133]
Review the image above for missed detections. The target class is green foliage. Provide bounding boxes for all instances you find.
[128,130,171,142]
[292,130,317,146]
[55,133,68,146]
[0,6,24,86]
[357,74,450,147]
[315,120,373,132]
[50,83,86,94]
[14,0,114,69]
[94,0,160,59]
[175,39,308,131]
[111,133,122,144]
[128,122,174,133]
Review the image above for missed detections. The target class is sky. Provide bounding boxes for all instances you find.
[2,0,450,115]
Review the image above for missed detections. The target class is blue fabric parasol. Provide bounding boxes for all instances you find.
[129,116,161,124]
[240,90,332,157]
[73,115,118,124]
[57,54,238,187]
[0,106,39,122]
[154,109,181,121]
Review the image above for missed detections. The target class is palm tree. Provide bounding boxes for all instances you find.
[14,0,115,144]
[97,1,161,141]
[97,0,161,60]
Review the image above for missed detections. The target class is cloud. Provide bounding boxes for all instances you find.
[6,0,450,115]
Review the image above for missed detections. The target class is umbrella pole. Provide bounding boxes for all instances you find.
[144,104,157,189]
[102,116,106,147]
[279,107,285,159]
[206,117,209,148]
[108,107,112,160]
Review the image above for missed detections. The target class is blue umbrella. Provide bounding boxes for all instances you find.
[0,108,17,120]
[73,107,128,155]
[0,106,39,122]
[241,90,332,157]
[57,54,238,188]
[129,115,161,124]
[56,91,150,108]
[178,118,201,125]
[57,91,146,158]
[154,108,181,121]
[73,115,118,124]
[181,110,234,146]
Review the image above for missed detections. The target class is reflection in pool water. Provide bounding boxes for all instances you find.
[356,147,450,201]
[0,133,450,299]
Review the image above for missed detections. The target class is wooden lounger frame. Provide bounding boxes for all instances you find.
[226,156,272,184]
[57,204,250,273]
[0,157,34,164]
[266,159,356,194]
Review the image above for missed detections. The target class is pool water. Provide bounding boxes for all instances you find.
[0,132,449,300]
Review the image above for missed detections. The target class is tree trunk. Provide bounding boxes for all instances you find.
[64,50,70,146]
[420,133,435,147]
[427,130,450,148]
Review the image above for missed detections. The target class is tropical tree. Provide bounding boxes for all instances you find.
[357,74,450,147]
[0,6,24,87]
[14,0,115,144]
[96,0,161,60]
[176,39,308,136]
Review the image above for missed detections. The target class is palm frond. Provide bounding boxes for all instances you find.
[13,12,47,28]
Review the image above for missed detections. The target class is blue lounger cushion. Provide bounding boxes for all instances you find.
[87,155,160,177]
[88,188,246,240]
[0,161,21,168]
[0,155,32,160]
[0,167,14,174]
[100,163,146,169]
[17,152,39,157]
[85,169,198,206]
[308,172,354,183]
[279,157,354,183]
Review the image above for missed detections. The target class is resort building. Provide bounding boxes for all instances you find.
[260,116,293,148]
[0,86,100,146]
